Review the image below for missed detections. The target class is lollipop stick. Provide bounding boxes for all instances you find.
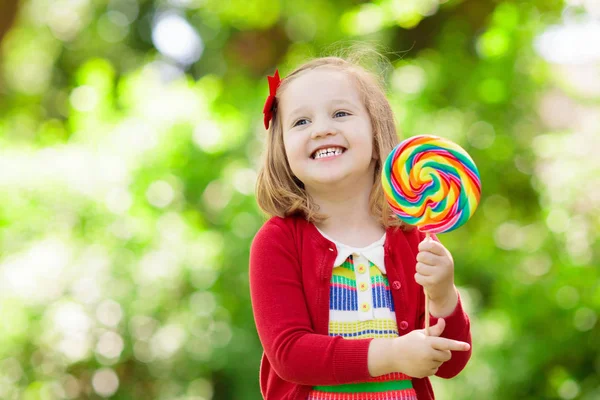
[424,232,430,336]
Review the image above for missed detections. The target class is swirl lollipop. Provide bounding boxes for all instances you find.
[381,134,481,333]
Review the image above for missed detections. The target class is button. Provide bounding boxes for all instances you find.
[392,281,402,290]
[360,302,370,312]
[359,282,368,292]
[399,321,409,330]
[357,264,367,274]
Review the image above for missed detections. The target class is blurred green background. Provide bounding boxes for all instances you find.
[0,0,599,399]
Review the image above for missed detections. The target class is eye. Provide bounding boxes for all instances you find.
[293,118,309,127]
[334,110,350,118]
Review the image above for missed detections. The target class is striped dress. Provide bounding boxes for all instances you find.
[307,230,417,400]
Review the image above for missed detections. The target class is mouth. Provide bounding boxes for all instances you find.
[310,146,347,160]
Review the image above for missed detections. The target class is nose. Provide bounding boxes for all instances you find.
[310,117,338,139]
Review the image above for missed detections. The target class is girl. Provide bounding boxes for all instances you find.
[250,56,472,400]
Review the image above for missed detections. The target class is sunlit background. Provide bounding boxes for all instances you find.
[0,0,598,399]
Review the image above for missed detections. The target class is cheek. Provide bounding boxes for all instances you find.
[358,128,375,159]
[282,135,303,170]
[283,132,295,152]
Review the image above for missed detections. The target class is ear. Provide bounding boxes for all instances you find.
[372,141,380,161]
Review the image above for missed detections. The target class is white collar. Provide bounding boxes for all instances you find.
[316,228,387,274]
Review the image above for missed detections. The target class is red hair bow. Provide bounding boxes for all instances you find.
[263,69,281,130]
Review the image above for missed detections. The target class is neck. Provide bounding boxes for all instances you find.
[307,163,382,236]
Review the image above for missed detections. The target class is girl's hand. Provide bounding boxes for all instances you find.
[391,319,470,378]
[415,237,458,315]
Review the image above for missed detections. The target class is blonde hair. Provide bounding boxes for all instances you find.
[255,54,408,230]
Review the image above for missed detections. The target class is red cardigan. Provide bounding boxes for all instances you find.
[249,215,472,400]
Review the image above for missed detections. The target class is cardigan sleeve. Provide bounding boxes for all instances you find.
[416,230,473,379]
[249,218,374,386]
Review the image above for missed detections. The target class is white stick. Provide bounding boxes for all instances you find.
[424,232,430,336]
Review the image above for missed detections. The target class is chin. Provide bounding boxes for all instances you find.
[309,171,354,187]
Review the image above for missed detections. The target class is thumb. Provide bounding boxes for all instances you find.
[428,318,446,337]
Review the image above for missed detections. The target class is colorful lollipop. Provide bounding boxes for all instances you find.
[381,134,481,334]
[381,135,481,234]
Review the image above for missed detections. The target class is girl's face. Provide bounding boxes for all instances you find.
[279,68,376,192]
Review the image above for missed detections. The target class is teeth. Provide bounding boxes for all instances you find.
[314,147,344,159]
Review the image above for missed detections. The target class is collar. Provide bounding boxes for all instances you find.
[315,228,387,274]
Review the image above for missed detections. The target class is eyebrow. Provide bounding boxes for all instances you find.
[286,99,358,122]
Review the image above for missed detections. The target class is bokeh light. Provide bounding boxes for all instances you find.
[0,0,598,399]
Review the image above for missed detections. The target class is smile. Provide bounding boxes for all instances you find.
[311,147,346,160]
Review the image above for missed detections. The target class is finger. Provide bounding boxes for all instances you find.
[417,271,451,288]
[428,318,446,337]
[415,273,445,287]
[416,251,440,266]
[416,262,436,276]
[414,272,433,287]
[432,349,452,363]
[415,273,441,288]
[431,337,471,352]
[418,240,446,256]
[415,319,442,336]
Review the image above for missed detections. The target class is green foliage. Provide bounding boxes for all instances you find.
[1,0,599,399]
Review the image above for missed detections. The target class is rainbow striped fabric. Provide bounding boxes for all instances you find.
[306,255,417,400]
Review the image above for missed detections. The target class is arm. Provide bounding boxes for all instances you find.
[420,287,472,378]
[249,220,373,386]
[369,320,471,379]
[367,338,395,377]
[416,232,472,378]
